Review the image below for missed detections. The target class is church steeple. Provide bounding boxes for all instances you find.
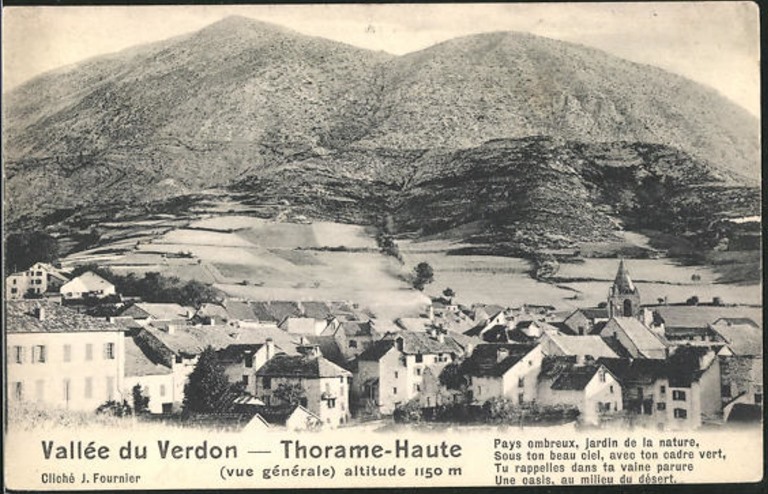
[608,259,640,318]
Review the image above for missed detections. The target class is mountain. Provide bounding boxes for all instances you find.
[3,16,760,249]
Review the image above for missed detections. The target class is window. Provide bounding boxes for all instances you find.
[415,354,423,363]
[300,397,308,407]
[32,345,47,363]
[244,355,254,368]
[12,279,17,285]
[327,398,336,409]
[672,390,686,401]
[36,271,43,276]
[660,385,666,395]
[63,344,72,363]
[104,343,115,360]
[349,340,358,349]
[415,367,422,376]
[242,375,249,386]
[609,385,614,394]
[106,377,115,401]
[598,369,606,383]
[478,386,482,396]
[35,380,45,401]
[518,377,525,387]
[414,384,421,393]
[393,387,397,395]
[160,384,166,397]
[394,371,399,378]
[11,288,17,294]
[674,408,687,419]
[263,377,272,390]
[721,384,732,398]
[13,346,24,364]
[518,392,525,405]
[657,402,666,411]
[85,378,93,399]
[13,382,23,401]
[85,344,93,361]
[63,379,71,402]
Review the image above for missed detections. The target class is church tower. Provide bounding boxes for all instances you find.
[608,259,640,318]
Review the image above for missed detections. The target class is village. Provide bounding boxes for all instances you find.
[6,258,762,432]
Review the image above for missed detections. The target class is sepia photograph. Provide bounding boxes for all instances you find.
[2,2,762,489]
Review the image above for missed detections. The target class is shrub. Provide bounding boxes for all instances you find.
[96,400,132,417]
[393,399,423,424]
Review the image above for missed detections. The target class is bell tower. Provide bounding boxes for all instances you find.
[608,259,640,318]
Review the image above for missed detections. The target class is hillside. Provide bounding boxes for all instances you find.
[3,16,761,256]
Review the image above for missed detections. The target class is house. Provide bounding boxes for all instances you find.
[280,317,327,336]
[537,356,623,426]
[646,305,763,335]
[120,303,194,327]
[122,337,175,414]
[217,340,279,395]
[60,272,116,300]
[6,262,71,299]
[462,343,543,405]
[251,404,322,431]
[540,332,620,360]
[659,346,723,430]
[353,330,471,414]
[597,358,668,418]
[713,319,763,417]
[254,343,352,427]
[6,301,125,412]
[562,308,609,335]
[599,317,670,359]
[194,303,232,326]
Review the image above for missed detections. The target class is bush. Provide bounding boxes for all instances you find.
[96,400,133,417]
[412,262,435,291]
[132,384,150,415]
[393,400,423,424]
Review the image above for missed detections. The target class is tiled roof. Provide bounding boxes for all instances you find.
[305,335,348,369]
[256,354,351,378]
[124,337,172,377]
[384,331,466,355]
[462,343,536,377]
[62,271,114,292]
[267,301,302,322]
[253,405,320,426]
[666,346,712,387]
[577,307,610,320]
[597,358,665,384]
[217,343,267,364]
[122,303,193,320]
[711,322,762,356]
[551,365,601,391]
[249,302,275,322]
[301,302,333,319]
[225,300,257,321]
[649,305,762,329]
[713,317,760,328]
[6,300,121,333]
[608,317,668,356]
[144,324,297,357]
[356,339,396,362]
[196,303,230,320]
[545,333,619,359]
[341,321,374,337]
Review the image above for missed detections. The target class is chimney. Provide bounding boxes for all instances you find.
[35,306,46,321]
[437,332,445,343]
[428,305,435,321]
[496,347,509,363]
[265,338,275,361]
[297,344,321,358]
[166,324,175,335]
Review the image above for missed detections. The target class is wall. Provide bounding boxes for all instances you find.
[7,331,124,412]
[583,368,623,425]
[123,373,175,414]
[256,374,350,428]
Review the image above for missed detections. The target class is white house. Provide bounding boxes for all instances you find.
[6,262,70,299]
[462,343,544,405]
[537,356,623,426]
[6,301,125,412]
[122,337,175,414]
[60,272,116,300]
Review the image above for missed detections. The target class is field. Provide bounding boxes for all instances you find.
[400,239,763,310]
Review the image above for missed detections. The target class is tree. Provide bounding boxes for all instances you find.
[442,287,456,302]
[183,347,231,414]
[5,232,59,273]
[132,384,150,415]
[412,262,435,291]
[273,382,306,406]
[686,295,700,306]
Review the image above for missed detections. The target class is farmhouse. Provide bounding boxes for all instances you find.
[6,300,125,411]
[60,272,116,300]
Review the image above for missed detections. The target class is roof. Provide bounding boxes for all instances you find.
[249,302,275,321]
[196,303,230,321]
[607,317,668,356]
[597,358,666,385]
[301,302,333,319]
[267,301,302,322]
[612,260,637,294]
[341,321,374,337]
[666,346,713,387]
[462,343,537,377]
[396,317,431,332]
[124,337,172,377]
[384,331,466,355]
[540,356,606,391]
[649,305,763,330]
[304,335,348,369]
[122,303,193,321]
[61,271,114,292]
[727,404,763,423]
[573,307,610,321]
[6,300,122,334]
[711,322,763,356]
[144,324,297,357]
[282,317,319,333]
[356,339,397,362]
[252,404,319,426]
[713,317,760,328]
[225,300,257,321]
[217,343,267,364]
[256,354,351,378]
[545,333,620,359]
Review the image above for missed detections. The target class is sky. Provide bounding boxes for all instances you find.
[2,3,760,116]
